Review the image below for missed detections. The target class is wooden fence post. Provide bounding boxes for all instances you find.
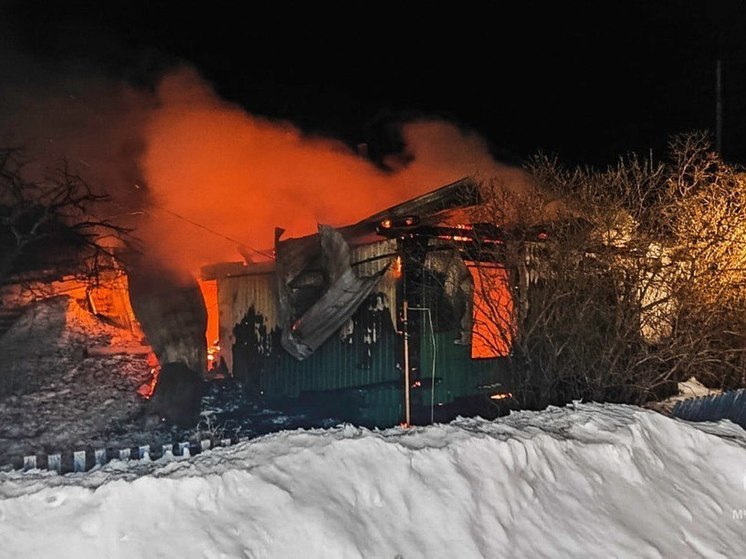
[73,451,86,473]
[48,454,61,474]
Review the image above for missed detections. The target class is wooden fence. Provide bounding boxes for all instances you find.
[6,436,238,475]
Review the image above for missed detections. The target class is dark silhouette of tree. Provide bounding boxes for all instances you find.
[0,147,133,286]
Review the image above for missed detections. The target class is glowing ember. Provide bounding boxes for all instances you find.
[137,352,161,399]
[490,392,513,400]
[137,367,160,400]
[392,256,403,279]
[207,342,223,374]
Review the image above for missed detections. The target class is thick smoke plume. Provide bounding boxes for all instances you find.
[0,50,538,280]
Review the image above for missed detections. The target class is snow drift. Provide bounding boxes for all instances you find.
[1,403,746,558]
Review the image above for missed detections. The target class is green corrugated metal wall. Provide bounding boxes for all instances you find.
[266,292,399,395]
[219,251,511,427]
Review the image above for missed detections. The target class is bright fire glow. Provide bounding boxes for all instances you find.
[137,353,161,399]
[469,265,514,359]
[198,279,219,368]
[393,256,403,279]
[130,68,544,378]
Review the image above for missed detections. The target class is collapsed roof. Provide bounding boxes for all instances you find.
[274,177,483,359]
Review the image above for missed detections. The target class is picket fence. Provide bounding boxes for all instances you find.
[8,436,239,475]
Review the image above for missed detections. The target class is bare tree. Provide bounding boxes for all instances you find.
[654,132,746,388]
[469,131,746,410]
[0,148,134,288]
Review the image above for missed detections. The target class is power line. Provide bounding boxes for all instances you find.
[146,202,275,260]
[108,186,276,260]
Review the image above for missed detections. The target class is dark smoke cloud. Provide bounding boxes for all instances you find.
[0,31,153,207]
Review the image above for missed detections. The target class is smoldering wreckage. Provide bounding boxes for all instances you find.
[1,176,650,468]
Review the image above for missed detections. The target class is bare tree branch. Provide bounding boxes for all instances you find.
[0,147,135,290]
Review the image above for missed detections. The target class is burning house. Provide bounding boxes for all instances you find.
[201,178,526,428]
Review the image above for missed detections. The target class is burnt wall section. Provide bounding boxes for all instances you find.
[214,238,510,428]
[232,306,275,393]
[127,266,207,375]
[424,249,473,345]
[216,272,278,374]
[229,291,397,396]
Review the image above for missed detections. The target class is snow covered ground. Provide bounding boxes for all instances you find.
[2,403,746,558]
[0,296,175,467]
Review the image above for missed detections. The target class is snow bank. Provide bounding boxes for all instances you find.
[2,403,746,558]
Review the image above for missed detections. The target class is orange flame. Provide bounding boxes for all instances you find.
[392,256,403,279]
[137,353,161,399]
[469,265,514,358]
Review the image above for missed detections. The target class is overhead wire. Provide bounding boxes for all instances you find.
[145,202,275,260]
[104,185,275,260]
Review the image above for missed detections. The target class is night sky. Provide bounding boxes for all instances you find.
[2,0,746,168]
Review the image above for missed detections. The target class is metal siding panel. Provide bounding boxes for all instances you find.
[217,273,277,375]
[256,239,399,398]
[219,243,509,425]
[269,290,399,395]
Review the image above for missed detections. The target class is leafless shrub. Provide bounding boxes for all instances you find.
[0,147,135,288]
[471,131,746,409]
